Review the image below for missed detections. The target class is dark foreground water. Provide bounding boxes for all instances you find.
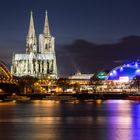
[0,100,140,140]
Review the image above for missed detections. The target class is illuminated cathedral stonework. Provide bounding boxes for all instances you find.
[11,11,58,79]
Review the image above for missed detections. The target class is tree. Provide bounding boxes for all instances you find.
[72,83,80,93]
[56,78,70,93]
[18,75,38,94]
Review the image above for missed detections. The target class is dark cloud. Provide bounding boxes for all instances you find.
[1,36,140,77]
[56,36,140,76]
[0,40,24,68]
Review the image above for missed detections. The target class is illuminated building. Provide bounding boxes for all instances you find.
[68,71,94,85]
[68,71,94,93]
[106,61,140,82]
[11,11,57,79]
[69,71,94,80]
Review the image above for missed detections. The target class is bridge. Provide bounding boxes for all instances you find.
[0,61,19,93]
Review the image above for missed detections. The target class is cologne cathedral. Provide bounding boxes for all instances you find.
[11,11,58,79]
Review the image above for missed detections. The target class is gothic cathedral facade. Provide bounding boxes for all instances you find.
[11,11,58,79]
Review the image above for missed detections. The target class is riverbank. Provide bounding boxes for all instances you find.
[0,93,140,101]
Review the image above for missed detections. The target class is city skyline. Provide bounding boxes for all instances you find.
[1,0,140,76]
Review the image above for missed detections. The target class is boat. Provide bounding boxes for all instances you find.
[4,94,30,102]
[128,95,140,100]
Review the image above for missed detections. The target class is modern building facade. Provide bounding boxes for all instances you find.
[106,61,140,81]
[11,11,58,79]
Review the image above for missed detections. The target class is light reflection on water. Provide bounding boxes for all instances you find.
[0,100,140,140]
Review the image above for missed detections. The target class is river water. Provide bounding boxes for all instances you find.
[0,100,140,140]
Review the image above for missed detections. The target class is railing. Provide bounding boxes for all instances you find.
[0,79,18,85]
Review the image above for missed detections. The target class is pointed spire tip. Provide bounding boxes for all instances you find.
[30,10,33,15]
[45,10,48,15]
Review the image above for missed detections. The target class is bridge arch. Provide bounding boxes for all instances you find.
[0,61,12,80]
[0,61,19,93]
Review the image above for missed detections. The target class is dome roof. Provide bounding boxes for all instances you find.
[106,62,140,80]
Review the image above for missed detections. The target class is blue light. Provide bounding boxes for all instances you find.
[135,62,138,68]
[113,70,117,74]
[120,67,123,71]
[107,61,140,80]
[136,69,140,73]
[110,72,113,76]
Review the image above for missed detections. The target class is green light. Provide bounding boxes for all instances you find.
[96,72,107,79]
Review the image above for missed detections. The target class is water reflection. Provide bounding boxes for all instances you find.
[106,100,132,140]
[0,100,140,140]
[131,102,140,140]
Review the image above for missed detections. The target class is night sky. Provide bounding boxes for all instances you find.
[1,0,140,76]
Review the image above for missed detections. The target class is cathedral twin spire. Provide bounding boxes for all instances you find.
[44,11,50,36]
[28,11,36,40]
[11,10,58,79]
[26,11,50,53]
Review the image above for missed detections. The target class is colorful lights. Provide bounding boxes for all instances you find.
[107,61,140,81]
